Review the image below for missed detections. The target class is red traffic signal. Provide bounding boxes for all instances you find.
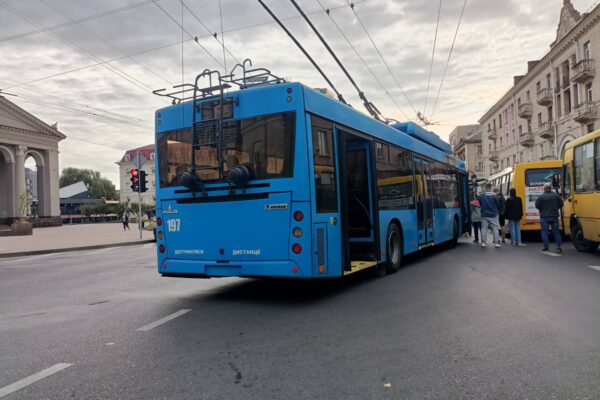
[130,169,140,192]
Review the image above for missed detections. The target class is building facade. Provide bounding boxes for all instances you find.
[0,96,64,225]
[116,144,156,206]
[479,0,600,177]
[449,125,483,176]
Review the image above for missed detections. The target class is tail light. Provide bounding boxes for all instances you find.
[156,217,163,226]
[293,211,304,222]
[292,243,302,254]
[159,244,166,253]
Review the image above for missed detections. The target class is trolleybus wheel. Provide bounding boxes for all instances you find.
[572,222,598,253]
[386,223,402,274]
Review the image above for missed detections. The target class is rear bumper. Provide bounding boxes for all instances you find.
[159,259,308,278]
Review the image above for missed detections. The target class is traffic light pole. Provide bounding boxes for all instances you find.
[137,151,142,240]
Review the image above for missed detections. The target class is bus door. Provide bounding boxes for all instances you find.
[415,158,434,245]
[310,116,344,277]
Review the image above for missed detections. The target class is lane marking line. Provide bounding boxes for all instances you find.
[85,247,117,255]
[541,251,561,257]
[587,266,600,272]
[136,309,191,332]
[0,363,72,398]
[3,253,62,263]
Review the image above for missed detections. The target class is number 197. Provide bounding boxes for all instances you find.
[167,219,180,232]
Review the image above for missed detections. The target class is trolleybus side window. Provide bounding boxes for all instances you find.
[376,145,414,210]
[311,116,338,213]
[574,142,594,192]
[595,139,600,191]
[562,164,571,199]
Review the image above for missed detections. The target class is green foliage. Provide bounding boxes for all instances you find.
[59,167,117,200]
[80,204,95,217]
[16,192,32,217]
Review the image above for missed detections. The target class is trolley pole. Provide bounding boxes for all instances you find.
[137,151,142,240]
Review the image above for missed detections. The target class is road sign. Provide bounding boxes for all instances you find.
[133,152,147,169]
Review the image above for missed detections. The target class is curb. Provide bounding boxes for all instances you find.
[0,239,155,259]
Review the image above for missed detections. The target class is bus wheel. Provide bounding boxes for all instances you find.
[386,223,402,274]
[447,219,459,249]
[571,222,598,253]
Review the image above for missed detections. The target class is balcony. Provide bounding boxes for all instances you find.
[536,88,553,106]
[487,128,497,140]
[574,102,597,123]
[488,150,498,163]
[538,121,553,139]
[518,102,533,119]
[520,132,534,147]
[572,59,595,83]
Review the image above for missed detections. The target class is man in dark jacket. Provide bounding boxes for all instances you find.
[479,183,501,248]
[505,188,525,246]
[535,182,564,252]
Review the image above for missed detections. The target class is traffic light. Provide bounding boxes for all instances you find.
[139,170,148,193]
[129,169,139,192]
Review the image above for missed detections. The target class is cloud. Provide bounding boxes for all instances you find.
[0,0,588,187]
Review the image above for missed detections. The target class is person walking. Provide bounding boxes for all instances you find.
[494,187,507,244]
[122,213,130,231]
[535,182,564,252]
[505,188,525,246]
[479,183,501,248]
[471,195,482,244]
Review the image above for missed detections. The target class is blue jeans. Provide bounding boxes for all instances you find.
[508,220,521,244]
[540,217,562,249]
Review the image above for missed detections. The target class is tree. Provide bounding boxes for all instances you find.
[60,167,118,200]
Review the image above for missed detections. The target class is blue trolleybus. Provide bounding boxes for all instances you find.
[153,65,469,279]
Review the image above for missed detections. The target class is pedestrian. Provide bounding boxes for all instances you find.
[494,187,507,244]
[471,195,482,244]
[122,213,130,231]
[535,182,564,252]
[505,188,525,246]
[479,182,501,248]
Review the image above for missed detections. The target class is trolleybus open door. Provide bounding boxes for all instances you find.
[415,157,434,246]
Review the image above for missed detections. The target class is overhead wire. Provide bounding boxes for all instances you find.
[0,0,156,43]
[38,0,173,87]
[0,1,162,99]
[429,0,468,120]
[345,0,419,119]
[0,2,363,92]
[151,0,225,69]
[288,0,383,121]
[423,0,442,116]
[256,0,347,104]
[314,0,411,121]
[218,0,227,71]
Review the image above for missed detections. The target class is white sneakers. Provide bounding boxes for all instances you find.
[495,243,501,248]
[481,242,502,248]
[481,242,487,247]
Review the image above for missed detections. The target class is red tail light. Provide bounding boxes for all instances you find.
[159,244,166,253]
[293,211,304,222]
[156,217,162,226]
[292,243,302,254]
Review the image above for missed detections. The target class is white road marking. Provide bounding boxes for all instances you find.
[0,363,72,398]
[143,243,155,249]
[3,253,62,263]
[541,251,561,257]
[86,247,116,255]
[587,266,600,272]
[136,309,191,332]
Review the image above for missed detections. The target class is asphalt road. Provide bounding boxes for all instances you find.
[1,239,599,399]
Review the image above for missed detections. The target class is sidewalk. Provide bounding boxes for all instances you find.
[0,223,153,257]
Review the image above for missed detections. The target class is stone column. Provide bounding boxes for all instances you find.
[46,149,60,217]
[14,145,26,214]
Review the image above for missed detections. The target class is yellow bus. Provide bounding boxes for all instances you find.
[486,160,562,232]
[561,130,600,252]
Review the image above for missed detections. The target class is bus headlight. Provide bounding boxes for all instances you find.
[292,227,303,238]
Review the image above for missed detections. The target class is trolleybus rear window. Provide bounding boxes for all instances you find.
[158,112,295,187]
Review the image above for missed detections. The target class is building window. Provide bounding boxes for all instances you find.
[526,90,531,102]
[150,153,155,160]
[500,137,503,147]
[546,73,551,89]
[513,155,517,165]
[588,123,595,133]
[499,114,502,128]
[564,90,572,114]
[537,112,542,127]
[124,154,130,162]
[489,144,492,152]
[518,125,523,135]
[520,151,524,161]
[317,130,329,156]
[540,143,544,158]
[584,41,592,60]
[573,83,579,107]
[477,145,482,155]
[586,83,592,102]
[536,81,541,93]
[527,120,532,133]
[548,106,553,122]
[557,95,562,117]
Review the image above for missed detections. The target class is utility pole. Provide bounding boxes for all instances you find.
[136,151,142,240]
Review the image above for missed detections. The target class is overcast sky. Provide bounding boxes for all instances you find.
[0,0,593,188]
